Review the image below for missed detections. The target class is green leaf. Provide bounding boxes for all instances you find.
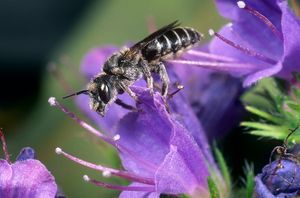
[292,86,300,99]
[249,129,287,139]
[213,146,231,191]
[244,106,282,123]
[207,176,220,198]
[243,163,254,198]
[240,122,278,131]
[242,75,300,142]
[285,101,300,112]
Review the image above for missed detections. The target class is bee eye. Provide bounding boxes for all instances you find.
[118,59,125,64]
[99,83,110,103]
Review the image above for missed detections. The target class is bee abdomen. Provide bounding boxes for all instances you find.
[142,27,202,62]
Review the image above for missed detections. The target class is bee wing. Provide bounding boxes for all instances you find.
[125,20,180,57]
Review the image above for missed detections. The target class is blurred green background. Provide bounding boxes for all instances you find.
[0,1,226,197]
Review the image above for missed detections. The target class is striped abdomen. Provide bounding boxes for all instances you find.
[141,27,202,62]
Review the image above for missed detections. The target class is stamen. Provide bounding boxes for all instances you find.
[83,175,90,182]
[55,147,63,155]
[208,29,215,36]
[113,134,121,141]
[237,1,246,8]
[237,1,283,41]
[83,175,156,192]
[102,170,112,178]
[0,128,11,163]
[209,28,277,65]
[48,97,113,144]
[48,97,56,106]
[55,147,155,185]
[168,59,263,73]
[186,50,237,62]
[49,97,158,171]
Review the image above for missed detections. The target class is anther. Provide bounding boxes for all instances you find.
[48,97,57,106]
[102,170,112,178]
[113,134,120,141]
[208,29,215,36]
[226,23,233,28]
[55,147,63,155]
[237,1,246,9]
[83,175,90,182]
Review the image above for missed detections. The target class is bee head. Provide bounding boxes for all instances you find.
[62,75,114,116]
[87,75,114,116]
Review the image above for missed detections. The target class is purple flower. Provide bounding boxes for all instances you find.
[77,45,245,141]
[49,85,225,197]
[208,0,300,86]
[167,0,300,87]
[0,130,57,198]
[255,158,300,197]
[170,61,244,140]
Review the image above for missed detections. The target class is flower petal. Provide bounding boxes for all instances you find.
[243,61,282,86]
[277,0,300,79]
[0,160,12,197]
[119,183,159,198]
[155,142,209,195]
[212,0,300,85]
[116,89,172,177]
[165,69,215,164]
[213,0,283,60]
[116,87,212,195]
[171,64,244,139]
[0,159,57,198]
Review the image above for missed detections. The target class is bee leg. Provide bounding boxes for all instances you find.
[140,60,154,95]
[118,82,140,103]
[167,83,184,100]
[157,62,169,98]
[115,99,138,112]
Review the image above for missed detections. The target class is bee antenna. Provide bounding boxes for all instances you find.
[284,125,300,147]
[62,90,89,99]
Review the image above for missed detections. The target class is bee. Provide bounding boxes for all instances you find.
[64,21,202,116]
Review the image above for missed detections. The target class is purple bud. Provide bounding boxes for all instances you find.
[0,129,58,198]
[16,147,36,161]
[255,159,300,197]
